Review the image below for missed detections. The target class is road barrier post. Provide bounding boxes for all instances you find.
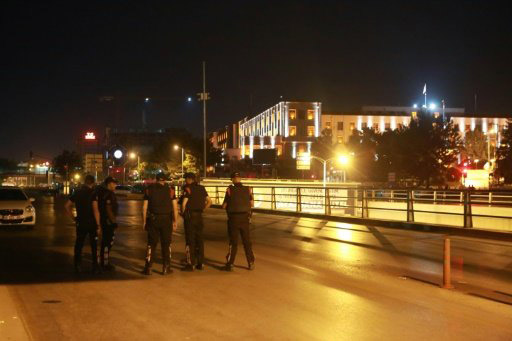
[464,190,473,228]
[297,187,302,213]
[325,188,331,215]
[407,190,415,222]
[489,192,492,204]
[215,186,220,204]
[271,187,276,210]
[362,189,369,218]
[442,237,454,289]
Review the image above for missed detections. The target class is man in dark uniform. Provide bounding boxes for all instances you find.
[65,175,101,274]
[221,172,255,271]
[142,173,178,275]
[93,176,119,271]
[181,172,211,271]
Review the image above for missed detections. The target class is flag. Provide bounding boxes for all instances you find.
[423,83,427,95]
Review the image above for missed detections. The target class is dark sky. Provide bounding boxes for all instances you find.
[1,1,511,160]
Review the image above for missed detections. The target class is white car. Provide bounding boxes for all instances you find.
[114,185,133,197]
[0,187,36,227]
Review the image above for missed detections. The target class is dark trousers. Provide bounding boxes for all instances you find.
[145,215,172,267]
[226,213,255,265]
[184,211,204,265]
[100,223,116,266]
[74,223,98,266]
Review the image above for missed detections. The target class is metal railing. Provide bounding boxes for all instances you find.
[201,184,512,232]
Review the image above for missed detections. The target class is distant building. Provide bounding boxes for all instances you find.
[238,101,322,158]
[321,106,510,146]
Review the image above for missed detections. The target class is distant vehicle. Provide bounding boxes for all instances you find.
[131,184,146,194]
[114,185,133,196]
[0,187,36,227]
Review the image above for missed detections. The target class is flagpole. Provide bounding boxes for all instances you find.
[424,83,427,108]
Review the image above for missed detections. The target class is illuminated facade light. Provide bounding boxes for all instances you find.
[292,141,297,159]
[249,136,254,159]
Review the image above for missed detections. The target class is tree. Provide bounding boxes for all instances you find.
[464,128,489,163]
[400,110,463,186]
[497,120,512,183]
[346,128,379,182]
[0,158,18,172]
[53,150,82,178]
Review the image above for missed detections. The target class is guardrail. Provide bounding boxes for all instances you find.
[199,185,512,232]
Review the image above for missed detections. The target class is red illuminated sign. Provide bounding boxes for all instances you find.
[85,132,96,140]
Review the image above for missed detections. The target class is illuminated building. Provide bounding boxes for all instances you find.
[238,101,321,158]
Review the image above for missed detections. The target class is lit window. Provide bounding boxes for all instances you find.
[326,122,331,129]
[289,109,296,120]
[307,110,314,120]
[362,123,368,129]
[412,112,417,119]
[350,122,355,130]
[289,126,296,136]
[337,136,344,144]
[307,126,315,136]
[465,124,470,131]
[337,122,344,130]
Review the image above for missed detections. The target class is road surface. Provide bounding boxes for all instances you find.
[0,194,511,340]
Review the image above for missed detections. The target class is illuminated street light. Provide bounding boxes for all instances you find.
[74,173,81,181]
[429,103,437,110]
[337,154,350,165]
[413,104,418,108]
[145,97,150,102]
[187,97,192,102]
[129,152,137,159]
[174,145,184,176]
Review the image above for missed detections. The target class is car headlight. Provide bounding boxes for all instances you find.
[25,205,35,213]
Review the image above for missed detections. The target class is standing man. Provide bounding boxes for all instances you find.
[142,173,178,275]
[221,172,255,271]
[65,175,101,274]
[181,172,211,271]
[93,176,119,271]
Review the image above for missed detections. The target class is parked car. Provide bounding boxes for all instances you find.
[114,185,133,196]
[0,187,36,227]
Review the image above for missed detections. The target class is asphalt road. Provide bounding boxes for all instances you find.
[0,194,511,340]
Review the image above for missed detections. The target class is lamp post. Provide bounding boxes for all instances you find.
[310,154,351,187]
[129,152,140,180]
[174,145,184,176]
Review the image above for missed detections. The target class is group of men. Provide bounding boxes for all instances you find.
[66,171,255,275]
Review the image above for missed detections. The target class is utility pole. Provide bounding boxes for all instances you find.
[197,61,210,178]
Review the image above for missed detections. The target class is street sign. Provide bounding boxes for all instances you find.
[297,152,311,170]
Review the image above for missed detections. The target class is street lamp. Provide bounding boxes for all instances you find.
[129,152,140,169]
[174,145,184,176]
[310,153,351,187]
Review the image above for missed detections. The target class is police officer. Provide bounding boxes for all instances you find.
[93,176,119,271]
[142,173,178,275]
[221,172,255,271]
[64,175,101,274]
[181,172,211,271]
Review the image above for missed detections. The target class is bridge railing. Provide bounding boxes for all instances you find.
[202,184,512,232]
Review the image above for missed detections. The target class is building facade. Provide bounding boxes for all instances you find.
[238,101,322,159]
[321,106,510,146]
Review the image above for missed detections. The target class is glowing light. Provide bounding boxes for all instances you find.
[129,152,137,159]
[187,97,192,102]
[145,98,150,102]
[338,154,350,165]
[113,150,123,159]
[413,104,418,108]
[74,173,81,180]
[85,132,96,140]
[429,103,437,110]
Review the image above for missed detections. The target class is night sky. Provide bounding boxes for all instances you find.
[1,1,511,160]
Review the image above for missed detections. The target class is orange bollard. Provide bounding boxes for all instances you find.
[442,238,454,289]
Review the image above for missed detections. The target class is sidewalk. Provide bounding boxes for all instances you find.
[0,286,31,340]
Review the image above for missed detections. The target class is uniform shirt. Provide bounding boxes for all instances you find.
[93,186,118,222]
[143,184,176,201]
[223,183,253,212]
[183,183,208,211]
[69,185,96,226]
[144,183,176,216]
